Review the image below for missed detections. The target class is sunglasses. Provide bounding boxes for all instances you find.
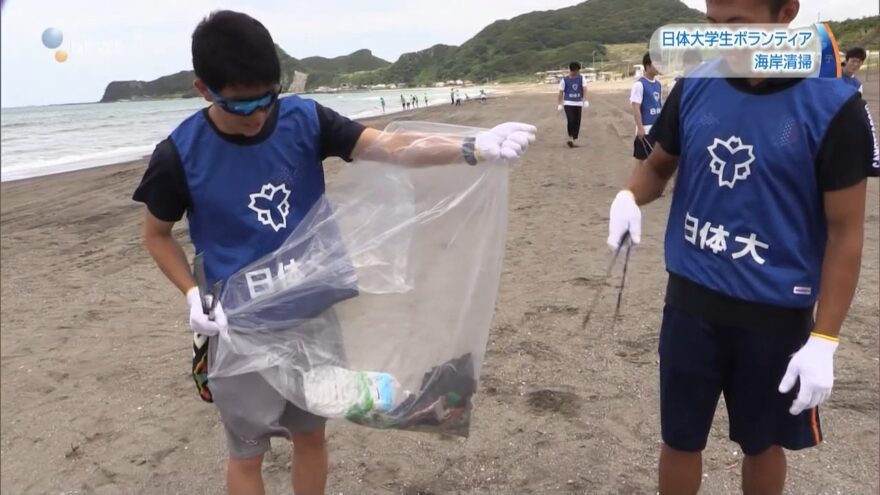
[207,85,281,116]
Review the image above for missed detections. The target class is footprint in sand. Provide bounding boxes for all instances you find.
[526,389,582,418]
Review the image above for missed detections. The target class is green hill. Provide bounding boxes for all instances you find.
[100,70,199,102]
[301,49,391,88]
[826,16,880,51]
[103,2,879,101]
[100,0,703,101]
[99,47,388,102]
[379,44,459,86]
[382,0,703,84]
[301,49,390,74]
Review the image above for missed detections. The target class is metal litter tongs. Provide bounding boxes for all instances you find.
[581,231,633,330]
[192,253,222,321]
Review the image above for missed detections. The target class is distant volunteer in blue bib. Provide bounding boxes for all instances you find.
[132,10,536,495]
[557,61,589,148]
[841,46,866,94]
[607,0,879,493]
[630,52,663,163]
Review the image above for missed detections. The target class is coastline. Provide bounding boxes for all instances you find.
[0,85,514,183]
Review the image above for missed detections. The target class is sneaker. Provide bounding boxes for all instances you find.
[566,140,574,148]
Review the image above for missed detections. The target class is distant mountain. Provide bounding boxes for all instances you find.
[380,44,460,86]
[100,2,875,102]
[99,47,389,102]
[301,49,391,88]
[349,0,703,86]
[826,16,879,51]
[100,70,198,103]
[437,0,703,81]
[301,49,390,74]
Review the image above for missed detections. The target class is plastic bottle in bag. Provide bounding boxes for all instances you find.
[302,365,410,419]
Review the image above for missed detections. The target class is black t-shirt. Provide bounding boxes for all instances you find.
[132,100,367,222]
[651,78,880,191]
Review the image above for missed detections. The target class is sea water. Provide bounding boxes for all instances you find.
[0,86,486,182]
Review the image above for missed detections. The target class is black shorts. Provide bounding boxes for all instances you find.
[658,304,822,456]
[633,135,655,160]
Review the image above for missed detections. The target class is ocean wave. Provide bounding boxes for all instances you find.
[1,145,154,182]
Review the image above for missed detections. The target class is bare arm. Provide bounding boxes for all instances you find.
[626,142,679,205]
[813,180,868,338]
[350,123,535,167]
[632,102,645,135]
[351,127,466,167]
[142,210,196,295]
[558,90,564,106]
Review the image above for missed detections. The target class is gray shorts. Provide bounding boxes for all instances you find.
[208,311,346,459]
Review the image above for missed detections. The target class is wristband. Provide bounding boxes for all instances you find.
[462,137,478,166]
[810,331,839,343]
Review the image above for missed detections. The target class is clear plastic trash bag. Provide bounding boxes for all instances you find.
[210,122,510,436]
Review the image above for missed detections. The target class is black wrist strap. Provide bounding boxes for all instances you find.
[462,137,478,166]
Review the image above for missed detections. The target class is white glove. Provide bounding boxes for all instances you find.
[607,190,642,250]
[475,122,538,162]
[583,100,590,108]
[778,334,838,415]
[186,286,228,337]
[557,104,563,112]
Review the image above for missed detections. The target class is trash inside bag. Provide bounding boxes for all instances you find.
[211,121,509,437]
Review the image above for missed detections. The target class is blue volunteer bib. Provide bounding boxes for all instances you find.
[841,74,862,91]
[639,77,663,127]
[171,96,359,324]
[563,75,584,102]
[171,96,327,287]
[665,77,858,308]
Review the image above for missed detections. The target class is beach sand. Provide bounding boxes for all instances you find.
[1,79,878,494]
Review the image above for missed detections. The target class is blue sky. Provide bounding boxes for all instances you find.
[1,0,876,107]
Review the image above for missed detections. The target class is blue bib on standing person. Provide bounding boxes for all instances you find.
[639,77,663,127]
[665,77,859,308]
[171,96,326,287]
[172,95,358,324]
[841,74,862,91]
[563,75,584,102]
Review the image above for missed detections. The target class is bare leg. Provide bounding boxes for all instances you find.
[291,428,328,495]
[659,443,702,495]
[742,445,786,495]
[227,455,265,495]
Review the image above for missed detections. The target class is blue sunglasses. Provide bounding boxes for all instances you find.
[207,85,280,116]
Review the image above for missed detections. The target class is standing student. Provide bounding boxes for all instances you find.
[380,96,385,113]
[841,47,866,94]
[630,52,663,164]
[606,1,879,494]
[557,61,588,148]
[132,10,537,495]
